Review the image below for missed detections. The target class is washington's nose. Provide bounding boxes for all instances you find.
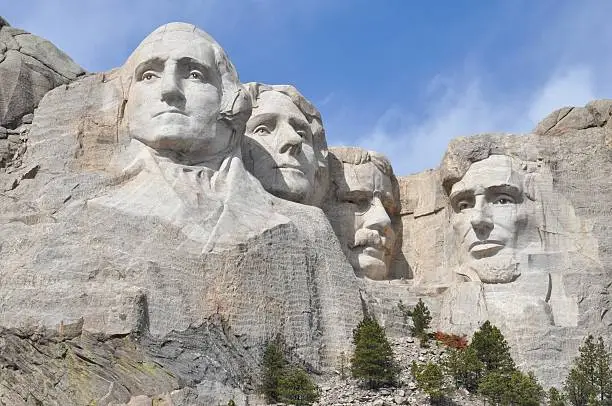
[470,197,493,236]
[277,123,303,155]
[160,69,185,105]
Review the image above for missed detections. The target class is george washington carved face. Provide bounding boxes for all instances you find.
[121,23,246,167]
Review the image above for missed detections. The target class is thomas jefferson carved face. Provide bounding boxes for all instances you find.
[244,91,317,204]
[450,155,529,283]
[328,158,397,280]
[123,24,230,163]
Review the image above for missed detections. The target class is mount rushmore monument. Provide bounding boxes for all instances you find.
[0,19,610,405]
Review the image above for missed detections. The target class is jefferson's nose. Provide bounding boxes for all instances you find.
[277,123,303,155]
[470,196,493,236]
[160,68,185,105]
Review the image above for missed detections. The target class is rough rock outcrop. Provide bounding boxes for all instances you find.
[0,17,84,129]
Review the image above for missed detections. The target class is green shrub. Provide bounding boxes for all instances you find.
[277,366,319,406]
[411,361,449,404]
[399,299,432,347]
[564,335,611,406]
[548,387,567,406]
[350,315,399,389]
[478,370,543,406]
[443,347,483,392]
[470,320,515,374]
[261,340,286,403]
[260,339,319,405]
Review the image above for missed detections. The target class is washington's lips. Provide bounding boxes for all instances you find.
[153,109,188,117]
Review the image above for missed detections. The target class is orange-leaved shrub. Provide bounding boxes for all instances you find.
[434,331,468,350]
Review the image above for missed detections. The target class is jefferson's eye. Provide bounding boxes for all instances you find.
[254,125,270,135]
[141,71,158,81]
[492,195,515,205]
[457,201,472,211]
[189,70,204,80]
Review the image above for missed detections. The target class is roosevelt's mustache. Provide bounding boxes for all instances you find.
[350,228,388,251]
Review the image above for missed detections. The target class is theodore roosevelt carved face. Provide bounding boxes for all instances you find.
[326,147,399,280]
[449,155,529,283]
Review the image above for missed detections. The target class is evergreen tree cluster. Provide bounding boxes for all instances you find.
[256,298,611,406]
[260,339,319,406]
[563,335,612,406]
[413,319,544,405]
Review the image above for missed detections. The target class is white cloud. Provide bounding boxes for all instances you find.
[527,66,596,124]
[356,0,612,176]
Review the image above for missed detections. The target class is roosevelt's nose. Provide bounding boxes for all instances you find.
[277,122,303,155]
[160,67,185,105]
[363,196,393,237]
[470,196,493,236]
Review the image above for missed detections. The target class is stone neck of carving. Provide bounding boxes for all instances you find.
[123,139,236,208]
[148,145,229,172]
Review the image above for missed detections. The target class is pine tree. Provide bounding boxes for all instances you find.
[548,387,567,406]
[261,340,286,403]
[398,298,432,347]
[277,366,320,406]
[350,315,399,389]
[470,320,515,374]
[443,347,484,392]
[564,335,612,406]
[260,339,320,405]
[411,361,449,404]
[479,370,543,406]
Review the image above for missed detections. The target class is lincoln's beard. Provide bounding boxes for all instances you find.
[459,253,521,284]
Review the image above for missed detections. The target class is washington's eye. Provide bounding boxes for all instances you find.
[254,125,270,135]
[189,70,204,80]
[492,195,515,205]
[141,71,158,81]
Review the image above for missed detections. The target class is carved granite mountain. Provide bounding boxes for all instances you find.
[0,22,361,405]
[0,17,610,406]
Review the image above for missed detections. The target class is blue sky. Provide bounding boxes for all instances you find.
[4,1,612,175]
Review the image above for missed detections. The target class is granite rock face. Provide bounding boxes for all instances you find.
[0,18,84,129]
[0,17,610,405]
[396,102,612,384]
[0,22,361,405]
